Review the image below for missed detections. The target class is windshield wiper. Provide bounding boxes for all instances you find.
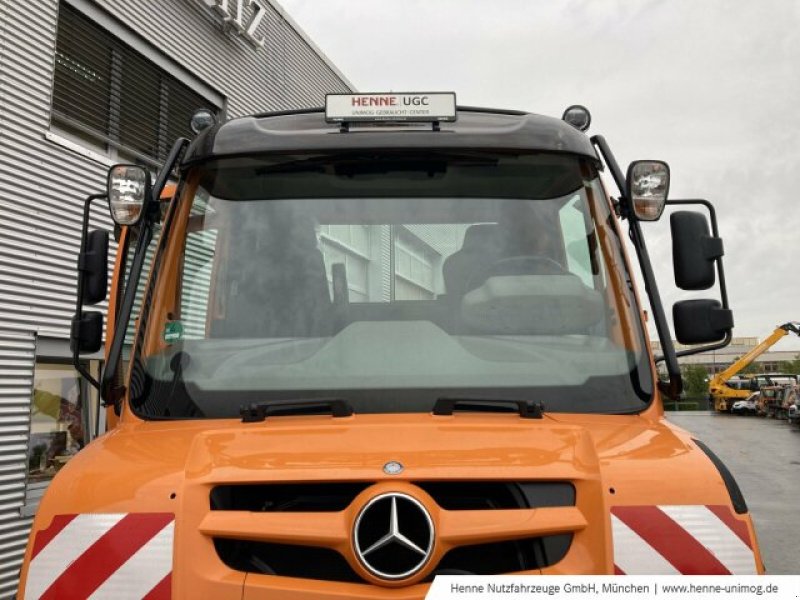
[240,398,354,423]
[433,397,544,419]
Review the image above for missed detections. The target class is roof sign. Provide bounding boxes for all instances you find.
[325,93,457,123]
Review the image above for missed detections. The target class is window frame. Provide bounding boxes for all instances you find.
[22,358,102,515]
[49,0,225,166]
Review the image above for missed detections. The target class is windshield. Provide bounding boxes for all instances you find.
[129,151,652,418]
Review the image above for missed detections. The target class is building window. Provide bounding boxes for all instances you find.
[27,363,96,484]
[51,2,218,164]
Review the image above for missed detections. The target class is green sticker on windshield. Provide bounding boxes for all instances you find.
[163,321,184,344]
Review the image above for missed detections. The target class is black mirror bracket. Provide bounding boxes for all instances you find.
[663,198,733,360]
[72,193,108,391]
[703,237,724,262]
[591,135,683,399]
[101,138,190,412]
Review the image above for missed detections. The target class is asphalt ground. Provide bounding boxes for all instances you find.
[666,411,800,575]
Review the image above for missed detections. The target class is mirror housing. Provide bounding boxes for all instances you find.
[70,311,103,354]
[670,211,723,290]
[107,164,151,226]
[673,299,733,345]
[627,160,670,221]
[79,229,109,305]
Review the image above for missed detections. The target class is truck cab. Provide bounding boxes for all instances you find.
[18,95,762,599]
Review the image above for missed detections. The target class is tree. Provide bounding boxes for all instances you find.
[778,355,800,375]
[681,364,709,397]
[737,360,762,375]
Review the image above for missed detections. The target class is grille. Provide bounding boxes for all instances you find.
[211,482,370,512]
[209,481,577,582]
[210,481,574,512]
[433,534,573,576]
[214,539,361,582]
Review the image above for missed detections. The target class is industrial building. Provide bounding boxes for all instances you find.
[652,337,799,374]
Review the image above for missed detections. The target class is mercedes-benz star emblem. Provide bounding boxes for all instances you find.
[353,492,434,580]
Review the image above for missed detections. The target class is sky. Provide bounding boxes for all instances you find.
[281,0,800,350]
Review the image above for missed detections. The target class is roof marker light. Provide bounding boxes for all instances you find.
[190,108,217,134]
[562,105,591,132]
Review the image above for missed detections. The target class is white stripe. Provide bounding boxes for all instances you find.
[88,522,174,600]
[25,514,128,600]
[659,505,757,574]
[611,514,681,575]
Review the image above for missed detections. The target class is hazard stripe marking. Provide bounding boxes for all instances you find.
[611,505,758,575]
[25,514,127,600]
[88,522,174,600]
[660,505,756,574]
[30,515,76,561]
[706,504,752,549]
[610,514,680,575]
[614,506,731,574]
[142,574,172,600]
[39,513,174,600]
[24,513,174,600]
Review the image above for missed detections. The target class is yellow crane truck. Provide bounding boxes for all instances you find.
[17,95,765,598]
[709,322,800,412]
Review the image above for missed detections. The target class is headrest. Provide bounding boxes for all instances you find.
[461,223,503,251]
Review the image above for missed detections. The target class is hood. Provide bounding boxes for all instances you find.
[26,412,751,598]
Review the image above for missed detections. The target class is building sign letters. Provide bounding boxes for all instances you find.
[197,0,268,48]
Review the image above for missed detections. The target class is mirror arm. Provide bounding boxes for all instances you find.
[100,138,189,410]
[73,193,107,391]
[591,135,632,219]
[592,135,683,397]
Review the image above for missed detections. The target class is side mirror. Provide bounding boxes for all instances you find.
[671,211,723,290]
[626,160,670,221]
[673,299,733,345]
[108,164,151,226]
[79,230,109,304]
[70,311,103,354]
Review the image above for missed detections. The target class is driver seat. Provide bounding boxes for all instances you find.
[442,224,505,299]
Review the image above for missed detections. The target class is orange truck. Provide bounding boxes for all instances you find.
[18,95,763,599]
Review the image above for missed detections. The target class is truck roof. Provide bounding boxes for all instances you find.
[182,107,600,165]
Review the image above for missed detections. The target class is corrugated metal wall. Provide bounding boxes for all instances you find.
[89,0,351,118]
[0,332,35,598]
[0,1,351,595]
[0,0,352,340]
[0,0,109,341]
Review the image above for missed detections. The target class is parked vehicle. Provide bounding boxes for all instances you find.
[731,392,759,415]
[788,402,800,427]
[776,385,798,421]
[18,96,763,597]
[708,323,800,412]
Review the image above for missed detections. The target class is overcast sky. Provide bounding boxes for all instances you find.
[282,0,800,350]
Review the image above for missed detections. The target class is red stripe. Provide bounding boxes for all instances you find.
[614,564,625,575]
[39,513,174,600]
[707,505,752,549]
[143,573,172,600]
[31,514,77,560]
[612,506,731,574]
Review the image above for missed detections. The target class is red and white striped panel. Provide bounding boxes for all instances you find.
[24,513,174,600]
[611,505,756,575]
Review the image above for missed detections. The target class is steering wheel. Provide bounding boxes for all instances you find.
[467,255,567,292]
